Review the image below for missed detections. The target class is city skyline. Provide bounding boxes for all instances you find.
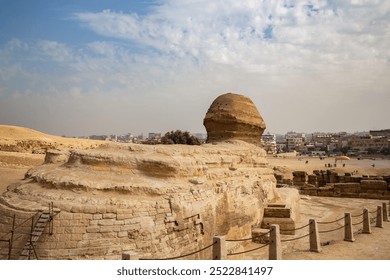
[74,128,388,140]
[1,1,389,137]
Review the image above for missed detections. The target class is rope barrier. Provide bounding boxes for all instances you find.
[296,223,311,230]
[226,230,271,242]
[319,224,346,234]
[351,212,364,218]
[227,243,269,256]
[369,210,377,214]
[352,220,364,226]
[226,236,254,242]
[281,223,310,232]
[140,241,216,260]
[281,233,310,242]
[318,216,344,224]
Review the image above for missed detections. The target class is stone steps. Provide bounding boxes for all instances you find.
[259,204,296,235]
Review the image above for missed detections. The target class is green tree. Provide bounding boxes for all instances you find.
[380,147,390,155]
[366,148,377,155]
[340,146,350,155]
[161,130,201,145]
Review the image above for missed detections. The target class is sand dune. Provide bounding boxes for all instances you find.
[0,125,105,153]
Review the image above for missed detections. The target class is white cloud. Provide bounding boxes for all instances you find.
[73,0,390,75]
[37,40,73,62]
[1,1,389,135]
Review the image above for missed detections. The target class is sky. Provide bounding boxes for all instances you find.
[0,0,389,137]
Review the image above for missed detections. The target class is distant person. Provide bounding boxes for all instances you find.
[305,160,308,164]
[372,164,375,168]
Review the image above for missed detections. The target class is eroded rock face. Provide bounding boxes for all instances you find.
[0,141,279,260]
[204,93,266,145]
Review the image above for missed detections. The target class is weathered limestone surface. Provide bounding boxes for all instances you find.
[0,141,280,260]
[278,169,390,199]
[360,180,388,191]
[204,93,266,145]
[292,171,307,186]
[299,174,390,199]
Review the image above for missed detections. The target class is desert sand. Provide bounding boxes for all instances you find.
[267,155,390,178]
[242,195,390,260]
[0,125,104,153]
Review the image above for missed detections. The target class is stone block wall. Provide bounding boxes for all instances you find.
[360,180,388,191]
[0,204,37,259]
[292,171,307,186]
[300,179,390,199]
[0,175,277,260]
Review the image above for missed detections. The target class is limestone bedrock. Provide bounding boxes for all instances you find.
[204,93,266,145]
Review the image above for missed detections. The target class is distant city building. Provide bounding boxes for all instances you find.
[148,133,161,139]
[83,128,389,155]
[88,135,109,141]
[349,135,389,152]
[285,132,305,152]
[261,133,277,154]
[193,133,206,140]
[370,129,390,138]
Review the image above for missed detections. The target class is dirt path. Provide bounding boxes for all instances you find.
[241,196,390,260]
[0,166,31,194]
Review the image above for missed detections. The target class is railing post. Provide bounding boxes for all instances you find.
[9,213,16,260]
[309,219,321,252]
[376,206,383,228]
[122,251,139,260]
[28,215,34,260]
[213,236,226,260]
[269,224,282,260]
[382,202,389,222]
[388,200,390,216]
[8,239,11,260]
[49,202,54,235]
[344,213,355,242]
[362,208,371,234]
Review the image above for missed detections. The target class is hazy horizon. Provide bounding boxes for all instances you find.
[1,1,389,137]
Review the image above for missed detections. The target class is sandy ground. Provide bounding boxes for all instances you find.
[240,196,390,260]
[0,152,389,260]
[232,156,390,260]
[0,125,105,153]
[0,151,44,193]
[267,156,390,178]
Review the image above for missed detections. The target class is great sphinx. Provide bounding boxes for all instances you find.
[0,93,288,260]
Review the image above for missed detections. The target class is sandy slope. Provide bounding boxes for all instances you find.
[0,125,105,153]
